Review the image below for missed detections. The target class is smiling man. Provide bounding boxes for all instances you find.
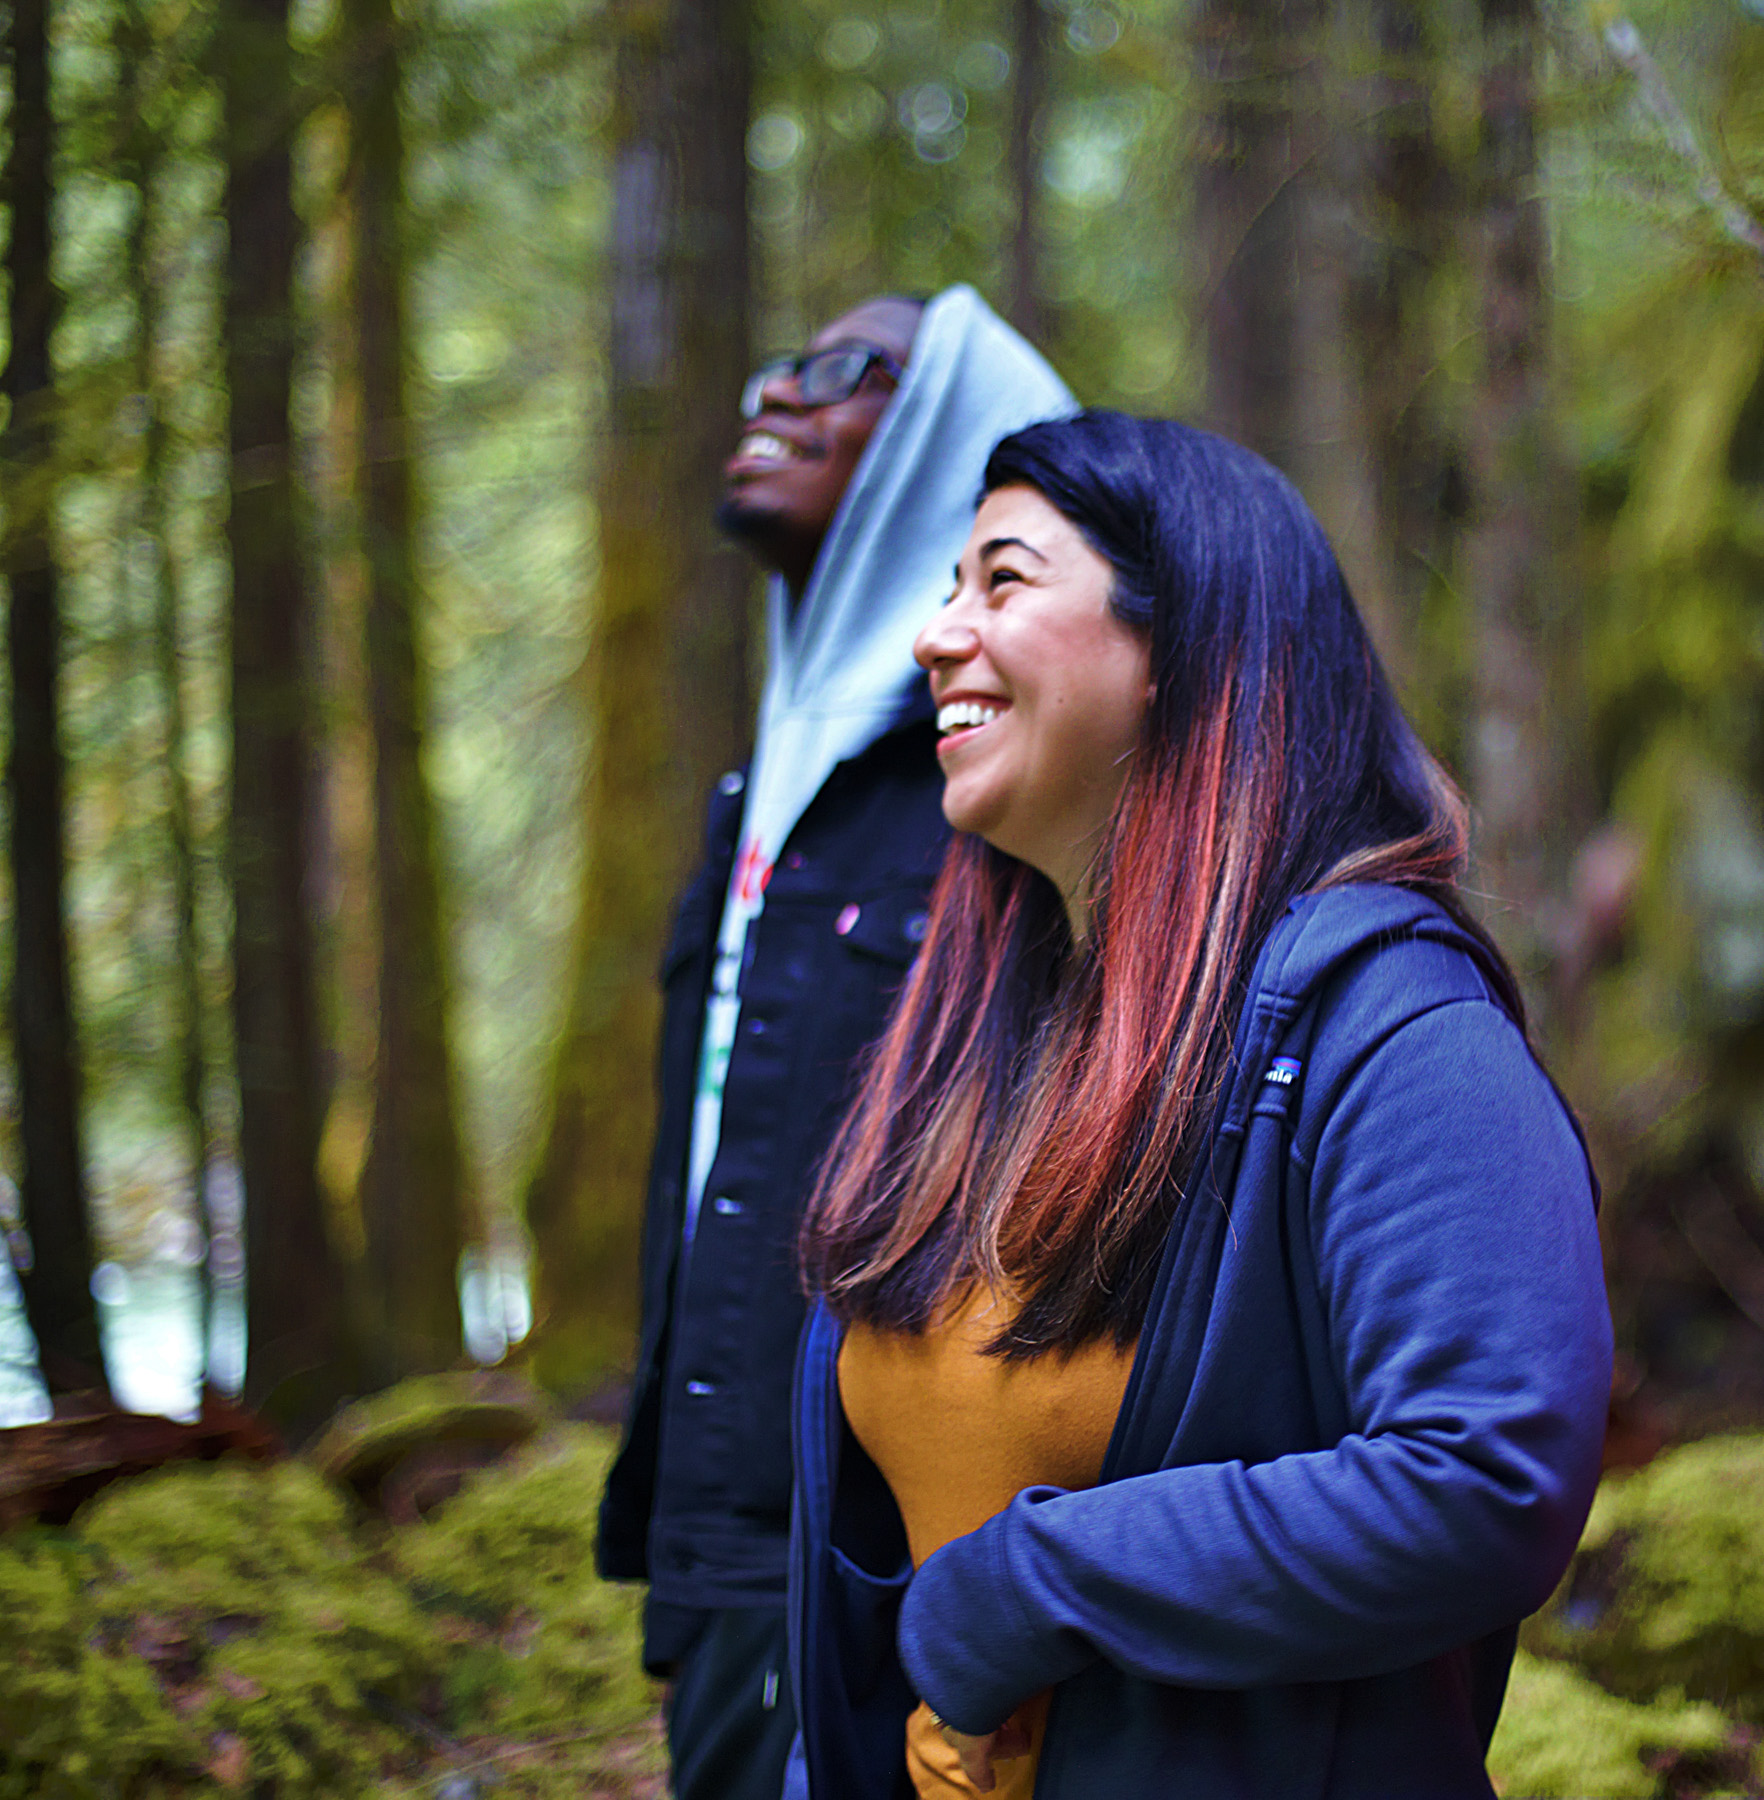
[596,286,1072,1800]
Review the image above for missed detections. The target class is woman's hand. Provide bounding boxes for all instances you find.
[938,1707,1034,1792]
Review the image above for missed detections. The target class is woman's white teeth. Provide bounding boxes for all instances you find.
[937,701,1000,735]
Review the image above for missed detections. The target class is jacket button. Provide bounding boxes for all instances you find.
[746,1016,768,1037]
[835,903,860,936]
[712,1196,743,1216]
[685,1379,715,1397]
[718,770,745,796]
[784,850,805,871]
[905,910,929,944]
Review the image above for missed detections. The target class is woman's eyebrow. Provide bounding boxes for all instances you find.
[979,535,1049,563]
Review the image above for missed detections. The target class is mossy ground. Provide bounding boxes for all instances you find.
[8,1411,1764,1796]
[0,1420,662,1798]
[1492,1434,1764,1798]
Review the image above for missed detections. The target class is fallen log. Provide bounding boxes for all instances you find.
[0,1388,280,1528]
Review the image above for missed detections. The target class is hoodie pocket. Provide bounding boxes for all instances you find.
[827,1545,914,1698]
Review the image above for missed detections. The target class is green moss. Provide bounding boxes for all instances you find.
[0,1531,189,1800]
[395,1426,658,1761]
[0,1414,658,1796]
[0,1461,439,1797]
[306,1372,554,1496]
[1488,1651,1738,1799]
[1545,1436,1764,1723]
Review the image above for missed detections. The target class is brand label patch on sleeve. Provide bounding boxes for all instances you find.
[1263,1056,1302,1087]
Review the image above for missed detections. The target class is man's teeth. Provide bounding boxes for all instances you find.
[937,701,1000,735]
[738,430,796,462]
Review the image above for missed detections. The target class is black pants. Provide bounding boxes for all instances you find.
[666,1604,797,1800]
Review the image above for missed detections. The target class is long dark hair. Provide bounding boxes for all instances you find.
[801,412,1508,1359]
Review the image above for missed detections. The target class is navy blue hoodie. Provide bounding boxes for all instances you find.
[788,884,1612,1800]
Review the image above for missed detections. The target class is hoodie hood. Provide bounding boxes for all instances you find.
[679,286,1073,1251]
[743,283,1076,873]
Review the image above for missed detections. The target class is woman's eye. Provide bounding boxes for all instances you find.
[987,565,1023,590]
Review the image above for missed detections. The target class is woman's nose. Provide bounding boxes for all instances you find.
[914,603,980,673]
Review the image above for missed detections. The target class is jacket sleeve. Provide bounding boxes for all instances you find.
[897,998,1613,1734]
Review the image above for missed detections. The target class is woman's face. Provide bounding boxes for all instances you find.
[915,484,1152,911]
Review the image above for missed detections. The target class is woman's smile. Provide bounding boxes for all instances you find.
[915,484,1151,918]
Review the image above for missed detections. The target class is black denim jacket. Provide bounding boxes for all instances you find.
[596,707,948,1650]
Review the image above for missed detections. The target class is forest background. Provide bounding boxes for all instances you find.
[7,0,1764,1792]
[0,0,1762,1524]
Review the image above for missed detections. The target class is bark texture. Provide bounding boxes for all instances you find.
[1006,0,1049,345]
[3,0,105,1393]
[523,0,754,1390]
[124,0,215,1322]
[222,0,348,1423]
[1193,0,1326,474]
[346,0,470,1381]
[1342,0,1456,697]
[1463,0,1573,968]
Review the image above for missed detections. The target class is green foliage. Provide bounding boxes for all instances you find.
[1531,1436,1764,1726]
[395,1426,656,1751]
[0,1531,189,1800]
[0,1425,657,1796]
[307,1370,554,1490]
[1488,1650,1737,1799]
[0,1460,434,1795]
[750,0,1195,409]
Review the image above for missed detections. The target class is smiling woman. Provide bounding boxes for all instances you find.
[786,412,1612,1800]
[917,486,1150,923]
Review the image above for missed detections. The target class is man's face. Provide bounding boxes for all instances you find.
[720,298,922,594]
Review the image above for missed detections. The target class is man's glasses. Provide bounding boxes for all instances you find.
[740,344,905,419]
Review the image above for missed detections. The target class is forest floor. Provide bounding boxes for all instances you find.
[4,1376,1762,1797]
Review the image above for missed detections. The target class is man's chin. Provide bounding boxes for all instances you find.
[716,493,766,535]
[715,493,795,553]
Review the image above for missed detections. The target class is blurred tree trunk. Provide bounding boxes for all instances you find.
[1463,0,1576,976]
[3,0,105,1395]
[523,0,753,1391]
[123,0,216,1338]
[308,117,380,1315]
[346,0,469,1381]
[221,0,351,1424]
[1193,0,1325,474]
[1341,0,1455,702]
[1006,0,1049,344]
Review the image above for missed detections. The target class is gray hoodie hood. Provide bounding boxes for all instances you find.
[682,286,1073,1247]
[742,283,1076,873]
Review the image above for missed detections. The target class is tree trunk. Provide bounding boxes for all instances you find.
[221,0,349,1425]
[123,0,216,1347]
[346,0,469,1382]
[1193,0,1326,474]
[1463,0,1573,976]
[307,123,379,1304]
[1341,0,1456,705]
[522,0,753,1392]
[3,0,105,1396]
[1006,0,1049,345]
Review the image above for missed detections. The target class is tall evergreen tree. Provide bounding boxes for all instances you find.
[345,0,470,1381]
[220,0,349,1423]
[1343,0,1455,699]
[1463,0,1576,971]
[1006,0,1049,344]
[524,0,753,1389]
[1192,0,1326,474]
[3,0,105,1394]
[121,0,217,1352]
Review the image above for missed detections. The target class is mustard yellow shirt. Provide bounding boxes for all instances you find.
[838,1287,1137,1800]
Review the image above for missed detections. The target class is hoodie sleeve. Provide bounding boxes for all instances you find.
[896,997,1612,1735]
